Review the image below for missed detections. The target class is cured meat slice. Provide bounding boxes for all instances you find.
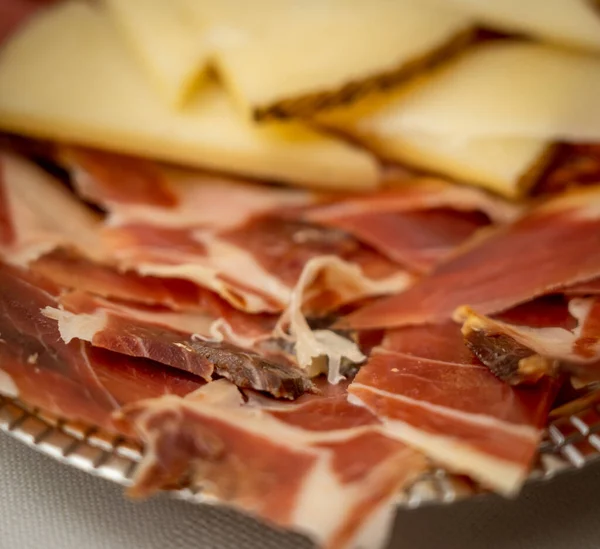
[457,297,600,384]
[29,249,210,311]
[563,277,600,296]
[104,215,411,315]
[305,180,519,272]
[341,186,600,330]
[43,291,310,399]
[348,323,557,495]
[61,146,314,230]
[0,261,204,433]
[117,380,426,549]
[0,150,102,265]
[62,146,410,313]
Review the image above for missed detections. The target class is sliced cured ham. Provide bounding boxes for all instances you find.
[117,380,426,549]
[457,297,600,383]
[0,150,102,265]
[43,291,311,399]
[341,186,600,330]
[29,249,211,310]
[563,277,600,296]
[304,179,518,272]
[0,261,204,433]
[61,146,315,230]
[348,322,557,494]
[103,215,411,315]
[61,145,410,312]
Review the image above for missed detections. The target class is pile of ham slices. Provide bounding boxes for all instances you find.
[2,137,600,549]
[3,4,600,549]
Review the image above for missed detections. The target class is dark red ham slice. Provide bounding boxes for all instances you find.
[116,380,425,549]
[348,323,558,494]
[43,291,310,400]
[0,262,204,433]
[305,180,518,273]
[341,187,600,330]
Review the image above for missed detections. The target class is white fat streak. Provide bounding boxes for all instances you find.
[350,383,539,440]
[134,230,292,314]
[349,497,397,549]
[110,303,215,336]
[136,394,392,549]
[135,262,279,313]
[1,152,103,263]
[569,298,595,338]
[292,454,357,548]
[381,416,526,497]
[42,306,108,344]
[347,394,528,497]
[0,369,19,398]
[106,170,312,230]
[278,256,410,384]
[196,231,292,303]
[309,179,520,225]
[199,317,268,348]
[184,379,244,407]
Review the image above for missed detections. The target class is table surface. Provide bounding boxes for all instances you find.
[1,432,600,549]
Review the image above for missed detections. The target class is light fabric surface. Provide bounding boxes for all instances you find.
[1,432,600,549]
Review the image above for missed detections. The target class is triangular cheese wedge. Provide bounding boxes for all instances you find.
[363,42,600,142]
[101,0,210,106]
[0,2,379,191]
[359,132,553,198]
[444,0,600,52]
[189,0,474,121]
[318,78,552,198]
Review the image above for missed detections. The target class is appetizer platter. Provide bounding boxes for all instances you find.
[2,1,600,548]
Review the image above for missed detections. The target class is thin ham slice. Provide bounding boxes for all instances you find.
[341,186,600,330]
[104,216,410,315]
[563,277,600,296]
[457,297,600,384]
[29,249,210,310]
[348,323,557,495]
[0,151,102,265]
[43,291,311,399]
[61,146,314,230]
[305,180,519,273]
[0,261,204,433]
[116,380,426,549]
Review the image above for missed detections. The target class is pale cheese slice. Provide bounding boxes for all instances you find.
[195,0,474,120]
[360,132,553,198]
[101,0,210,106]
[364,42,600,142]
[0,2,379,191]
[318,80,552,197]
[443,0,600,53]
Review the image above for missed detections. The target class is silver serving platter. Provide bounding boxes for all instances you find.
[1,393,599,508]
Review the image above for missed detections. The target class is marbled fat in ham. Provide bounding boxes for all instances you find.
[0,262,204,433]
[117,380,426,549]
[341,186,600,330]
[348,323,557,494]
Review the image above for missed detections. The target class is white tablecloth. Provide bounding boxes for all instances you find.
[1,432,599,549]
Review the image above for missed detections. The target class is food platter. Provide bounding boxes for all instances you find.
[2,392,599,509]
